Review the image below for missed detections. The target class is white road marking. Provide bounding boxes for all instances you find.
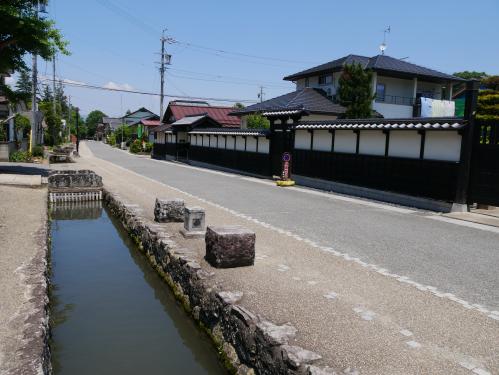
[405,340,421,349]
[307,280,318,285]
[427,215,499,234]
[473,368,492,375]
[84,146,499,322]
[323,292,338,300]
[400,329,413,337]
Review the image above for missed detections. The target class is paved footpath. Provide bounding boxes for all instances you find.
[71,141,499,374]
[0,185,48,374]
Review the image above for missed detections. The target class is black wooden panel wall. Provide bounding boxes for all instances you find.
[292,149,459,201]
[189,145,271,176]
[470,120,499,206]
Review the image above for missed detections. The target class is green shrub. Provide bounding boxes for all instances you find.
[9,151,32,162]
[32,145,44,157]
[143,142,153,152]
[108,133,116,146]
[129,139,142,154]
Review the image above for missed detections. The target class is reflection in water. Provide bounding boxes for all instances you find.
[50,204,224,375]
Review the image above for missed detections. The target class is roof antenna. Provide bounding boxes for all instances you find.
[379,26,390,55]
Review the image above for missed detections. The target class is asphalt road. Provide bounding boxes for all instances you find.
[86,141,499,312]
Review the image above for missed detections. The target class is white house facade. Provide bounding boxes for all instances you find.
[284,54,463,119]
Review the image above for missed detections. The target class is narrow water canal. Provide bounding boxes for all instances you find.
[50,202,225,374]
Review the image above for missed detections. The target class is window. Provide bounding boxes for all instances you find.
[305,77,310,87]
[318,75,332,85]
[376,83,386,101]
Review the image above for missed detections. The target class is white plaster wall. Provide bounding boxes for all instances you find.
[227,136,236,150]
[373,102,413,118]
[258,137,270,154]
[240,116,248,129]
[424,131,462,161]
[236,136,246,151]
[246,137,257,152]
[312,130,332,151]
[202,135,209,147]
[334,130,357,153]
[377,76,414,99]
[388,131,421,158]
[359,130,386,156]
[209,135,217,148]
[295,130,311,150]
[217,136,226,149]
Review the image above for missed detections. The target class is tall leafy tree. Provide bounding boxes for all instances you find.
[85,110,107,138]
[0,0,69,100]
[453,71,488,80]
[337,63,375,118]
[246,114,270,129]
[14,67,32,104]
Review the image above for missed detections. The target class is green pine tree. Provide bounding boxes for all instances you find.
[337,63,375,118]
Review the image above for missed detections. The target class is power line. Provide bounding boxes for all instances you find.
[94,0,319,67]
[38,77,258,104]
[168,67,292,88]
[167,72,290,89]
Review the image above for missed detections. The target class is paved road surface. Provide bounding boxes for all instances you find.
[86,141,499,312]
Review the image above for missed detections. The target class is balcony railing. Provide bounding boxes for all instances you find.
[375,94,415,106]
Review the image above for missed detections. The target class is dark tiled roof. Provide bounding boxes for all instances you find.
[284,54,464,83]
[230,88,346,116]
[366,55,464,82]
[295,117,466,130]
[283,55,370,81]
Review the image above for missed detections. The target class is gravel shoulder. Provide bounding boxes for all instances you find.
[0,185,50,374]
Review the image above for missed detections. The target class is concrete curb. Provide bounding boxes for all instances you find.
[104,188,331,375]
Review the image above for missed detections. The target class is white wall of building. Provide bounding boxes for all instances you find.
[334,130,357,153]
[246,137,257,152]
[236,136,246,151]
[312,130,332,151]
[424,131,461,161]
[295,130,311,150]
[258,138,270,154]
[373,102,413,118]
[359,130,386,156]
[388,131,421,158]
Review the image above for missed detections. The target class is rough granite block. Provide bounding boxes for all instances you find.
[205,226,255,268]
[154,198,185,223]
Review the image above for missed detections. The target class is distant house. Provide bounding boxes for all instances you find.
[122,107,159,139]
[96,117,122,141]
[283,54,464,119]
[161,100,240,127]
[152,100,240,145]
[230,88,347,125]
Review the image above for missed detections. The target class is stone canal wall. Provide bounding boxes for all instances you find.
[104,189,327,375]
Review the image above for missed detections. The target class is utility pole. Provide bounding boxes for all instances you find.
[159,29,174,121]
[67,95,71,143]
[258,86,265,103]
[31,53,37,152]
[75,107,80,154]
[52,54,57,145]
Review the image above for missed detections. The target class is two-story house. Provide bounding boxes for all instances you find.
[283,54,464,118]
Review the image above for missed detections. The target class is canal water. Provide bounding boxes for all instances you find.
[50,202,224,374]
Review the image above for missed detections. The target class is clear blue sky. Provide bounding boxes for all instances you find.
[25,0,499,117]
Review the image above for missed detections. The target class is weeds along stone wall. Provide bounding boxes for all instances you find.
[103,189,328,375]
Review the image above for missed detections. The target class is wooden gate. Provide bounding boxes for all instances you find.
[269,127,294,177]
[470,120,499,206]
